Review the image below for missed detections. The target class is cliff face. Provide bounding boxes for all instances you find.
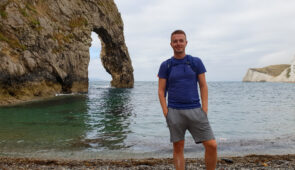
[0,0,134,105]
[243,64,293,82]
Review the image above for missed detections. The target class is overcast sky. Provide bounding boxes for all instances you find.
[89,0,295,81]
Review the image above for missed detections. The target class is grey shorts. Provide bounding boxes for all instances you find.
[165,107,215,143]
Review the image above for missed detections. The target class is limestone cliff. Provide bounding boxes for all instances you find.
[0,0,134,105]
[243,64,293,82]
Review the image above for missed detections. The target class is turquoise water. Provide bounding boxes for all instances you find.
[0,81,294,159]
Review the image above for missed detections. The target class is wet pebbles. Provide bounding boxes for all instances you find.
[0,154,294,169]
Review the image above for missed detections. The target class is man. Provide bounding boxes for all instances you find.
[158,30,217,170]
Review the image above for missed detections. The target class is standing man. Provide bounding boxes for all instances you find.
[158,30,217,170]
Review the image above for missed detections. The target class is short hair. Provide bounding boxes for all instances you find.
[171,30,186,40]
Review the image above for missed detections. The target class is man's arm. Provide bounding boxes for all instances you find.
[198,73,208,113]
[158,78,168,117]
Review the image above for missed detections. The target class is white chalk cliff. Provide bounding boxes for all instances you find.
[243,64,295,82]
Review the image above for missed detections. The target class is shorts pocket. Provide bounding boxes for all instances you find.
[165,108,170,124]
[199,108,208,122]
[165,108,170,118]
[201,108,207,116]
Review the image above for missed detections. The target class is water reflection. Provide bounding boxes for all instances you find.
[0,95,89,152]
[84,87,133,150]
[0,86,134,152]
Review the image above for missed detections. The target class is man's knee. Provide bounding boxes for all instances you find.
[173,140,185,153]
[203,140,217,151]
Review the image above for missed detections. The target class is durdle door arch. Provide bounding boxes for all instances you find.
[92,27,134,88]
[0,0,133,105]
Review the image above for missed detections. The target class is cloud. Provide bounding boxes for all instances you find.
[88,58,112,81]
[88,0,295,81]
[259,50,294,66]
[90,32,101,50]
[89,32,111,80]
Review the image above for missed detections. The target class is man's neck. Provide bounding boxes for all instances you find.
[173,53,186,59]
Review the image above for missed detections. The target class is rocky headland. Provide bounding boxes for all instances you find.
[0,0,134,106]
[243,64,295,82]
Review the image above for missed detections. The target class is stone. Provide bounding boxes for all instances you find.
[0,0,134,105]
[243,64,294,82]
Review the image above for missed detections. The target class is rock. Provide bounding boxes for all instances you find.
[221,158,234,164]
[243,64,295,82]
[23,50,36,71]
[0,0,134,105]
[243,69,274,82]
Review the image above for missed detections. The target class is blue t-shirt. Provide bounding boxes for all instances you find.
[158,55,206,109]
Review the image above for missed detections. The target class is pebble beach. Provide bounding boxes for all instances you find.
[1,82,295,169]
[0,154,294,169]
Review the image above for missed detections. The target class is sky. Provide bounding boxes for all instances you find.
[88,0,295,81]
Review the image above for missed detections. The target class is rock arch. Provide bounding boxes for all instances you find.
[93,27,133,87]
[0,0,134,105]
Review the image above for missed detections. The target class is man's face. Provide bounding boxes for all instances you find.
[170,33,187,54]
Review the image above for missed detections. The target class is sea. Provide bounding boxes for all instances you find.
[0,81,294,160]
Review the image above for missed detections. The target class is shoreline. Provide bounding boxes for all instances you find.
[0,154,294,169]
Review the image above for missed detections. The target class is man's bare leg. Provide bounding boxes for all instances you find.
[203,139,217,170]
[173,140,185,170]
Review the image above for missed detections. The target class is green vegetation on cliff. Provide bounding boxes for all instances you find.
[251,64,290,77]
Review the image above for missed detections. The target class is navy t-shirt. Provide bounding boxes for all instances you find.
[158,55,206,109]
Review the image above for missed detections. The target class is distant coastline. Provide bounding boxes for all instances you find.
[243,64,295,82]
